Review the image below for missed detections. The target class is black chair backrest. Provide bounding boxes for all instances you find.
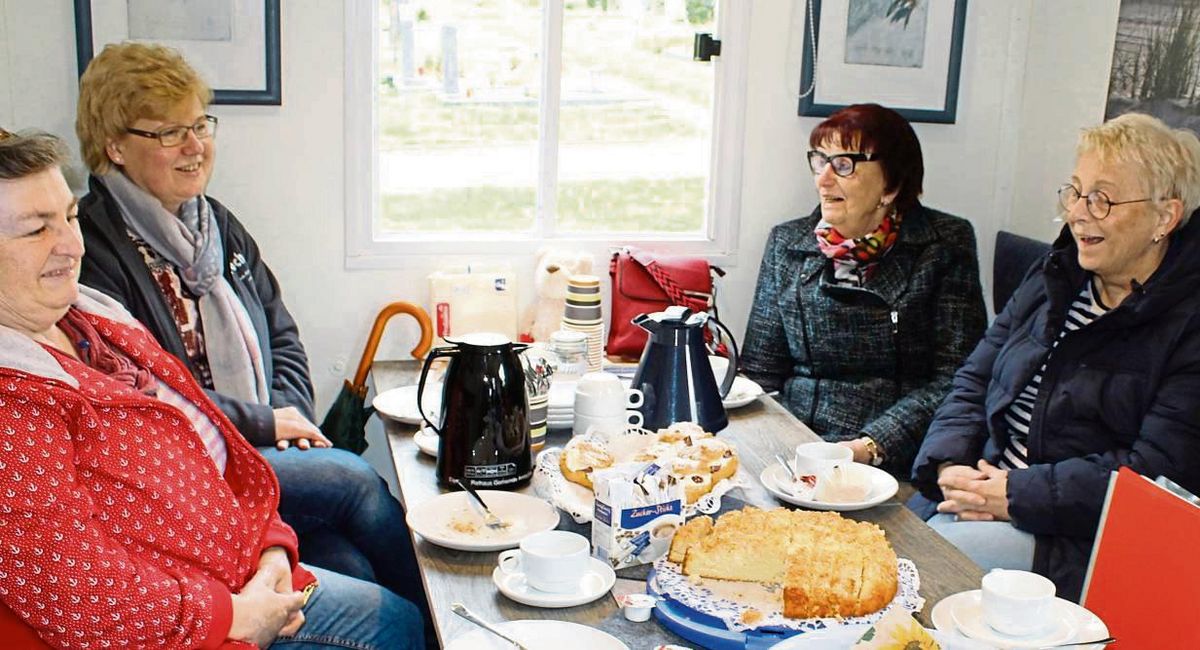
[993,231,1052,313]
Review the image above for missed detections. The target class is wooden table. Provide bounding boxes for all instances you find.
[375,361,983,649]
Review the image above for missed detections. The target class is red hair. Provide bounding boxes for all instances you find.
[809,104,924,212]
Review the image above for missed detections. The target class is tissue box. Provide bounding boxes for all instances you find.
[592,464,685,569]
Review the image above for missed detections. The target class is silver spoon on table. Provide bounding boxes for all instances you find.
[1036,637,1116,649]
[450,602,529,650]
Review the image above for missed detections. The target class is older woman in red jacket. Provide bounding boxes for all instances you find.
[0,130,421,648]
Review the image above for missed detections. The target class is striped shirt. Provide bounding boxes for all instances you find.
[155,379,228,474]
[1000,281,1109,470]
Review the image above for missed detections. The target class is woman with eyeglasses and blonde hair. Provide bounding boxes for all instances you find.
[911,112,1200,601]
[741,103,986,476]
[73,43,432,641]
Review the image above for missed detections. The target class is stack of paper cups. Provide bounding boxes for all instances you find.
[562,274,604,373]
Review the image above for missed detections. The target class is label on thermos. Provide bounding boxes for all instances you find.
[463,463,531,487]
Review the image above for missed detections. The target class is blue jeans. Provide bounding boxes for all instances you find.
[927,513,1036,572]
[259,447,431,638]
[271,565,424,649]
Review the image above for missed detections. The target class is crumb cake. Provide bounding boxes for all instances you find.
[669,507,898,619]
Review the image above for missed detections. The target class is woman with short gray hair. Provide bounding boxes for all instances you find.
[912,112,1200,602]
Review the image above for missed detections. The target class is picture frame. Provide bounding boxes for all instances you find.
[798,0,967,124]
[73,0,281,105]
[1105,0,1200,133]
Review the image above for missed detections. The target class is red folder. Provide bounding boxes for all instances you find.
[1082,467,1200,649]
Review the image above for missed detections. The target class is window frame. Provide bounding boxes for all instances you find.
[343,0,750,269]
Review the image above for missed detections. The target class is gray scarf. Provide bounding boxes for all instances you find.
[98,172,269,404]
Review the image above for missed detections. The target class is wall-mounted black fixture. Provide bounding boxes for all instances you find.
[693,33,721,61]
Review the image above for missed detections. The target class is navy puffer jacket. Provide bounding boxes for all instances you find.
[911,211,1200,602]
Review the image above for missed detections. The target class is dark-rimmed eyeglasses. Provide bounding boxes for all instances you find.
[1057,183,1154,220]
[808,150,877,177]
[126,115,218,148]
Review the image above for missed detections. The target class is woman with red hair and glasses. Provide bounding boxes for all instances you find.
[741,103,986,476]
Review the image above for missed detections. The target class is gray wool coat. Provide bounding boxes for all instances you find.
[741,204,987,474]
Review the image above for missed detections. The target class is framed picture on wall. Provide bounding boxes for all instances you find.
[1105,0,1200,132]
[798,0,967,124]
[73,0,281,105]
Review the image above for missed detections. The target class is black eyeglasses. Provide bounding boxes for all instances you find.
[1057,183,1154,220]
[126,115,218,148]
[808,150,878,177]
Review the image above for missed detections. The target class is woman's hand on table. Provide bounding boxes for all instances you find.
[273,406,333,451]
[936,460,1011,521]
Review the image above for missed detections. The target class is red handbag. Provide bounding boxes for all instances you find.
[606,246,723,359]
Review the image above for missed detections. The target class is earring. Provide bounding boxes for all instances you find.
[1153,233,1165,243]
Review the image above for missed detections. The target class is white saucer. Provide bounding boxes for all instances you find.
[931,590,1110,650]
[444,619,629,650]
[950,591,1076,647]
[372,383,441,425]
[723,375,765,409]
[492,556,616,608]
[413,427,438,457]
[760,462,898,511]
[768,623,989,649]
[406,491,559,552]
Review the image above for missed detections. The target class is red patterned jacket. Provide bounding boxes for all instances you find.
[0,288,315,648]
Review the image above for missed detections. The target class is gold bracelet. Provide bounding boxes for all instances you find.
[862,437,884,467]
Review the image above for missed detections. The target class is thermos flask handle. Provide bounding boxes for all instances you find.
[707,317,740,399]
[417,346,458,436]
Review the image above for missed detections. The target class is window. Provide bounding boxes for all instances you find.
[345,0,749,266]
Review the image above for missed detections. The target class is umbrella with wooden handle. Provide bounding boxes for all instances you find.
[319,301,433,453]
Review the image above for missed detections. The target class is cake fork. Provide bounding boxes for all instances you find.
[450,602,529,649]
[1036,637,1116,648]
[451,477,510,529]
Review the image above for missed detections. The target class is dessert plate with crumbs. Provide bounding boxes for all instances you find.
[406,491,559,551]
[760,461,898,511]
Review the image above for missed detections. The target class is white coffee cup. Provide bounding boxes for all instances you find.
[980,569,1057,637]
[793,441,853,477]
[575,371,643,417]
[573,410,643,437]
[498,530,590,594]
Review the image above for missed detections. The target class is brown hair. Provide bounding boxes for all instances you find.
[809,103,924,213]
[0,128,68,180]
[76,42,213,174]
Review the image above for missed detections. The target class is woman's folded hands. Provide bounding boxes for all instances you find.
[936,460,1011,521]
[228,547,307,646]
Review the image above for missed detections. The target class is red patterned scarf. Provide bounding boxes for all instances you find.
[57,308,157,394]
[814,209,903,285]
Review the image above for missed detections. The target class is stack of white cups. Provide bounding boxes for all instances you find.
[573,371,643,437]
[561,274,604,373]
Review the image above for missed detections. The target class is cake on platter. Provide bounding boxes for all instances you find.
[668,507,899,619]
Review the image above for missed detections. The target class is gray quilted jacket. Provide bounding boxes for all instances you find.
[741,204,986,474]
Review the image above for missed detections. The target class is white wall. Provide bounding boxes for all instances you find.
[0,0,1121,416]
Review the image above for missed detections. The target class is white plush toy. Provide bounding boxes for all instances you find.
[522,248,595,342]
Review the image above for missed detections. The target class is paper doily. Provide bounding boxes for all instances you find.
[532,431,746,524]
[650,556,924,633]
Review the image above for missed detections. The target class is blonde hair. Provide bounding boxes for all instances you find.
[75,42,213,174]
[1078,113,1200,226]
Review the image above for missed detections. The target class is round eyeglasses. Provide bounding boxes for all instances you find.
[126,115,218,148]
[1057,183,1155,220]
[807,150,877,178]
